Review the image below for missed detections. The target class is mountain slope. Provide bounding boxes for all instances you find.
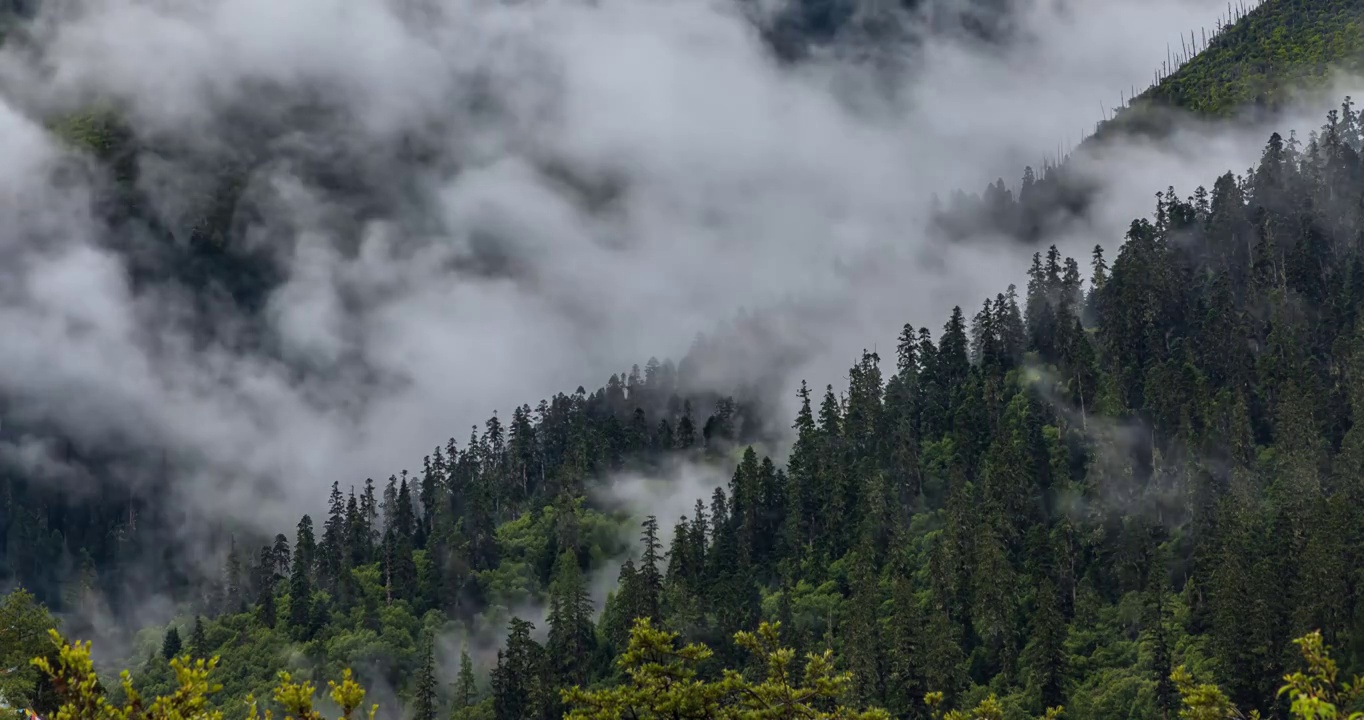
[935,0,1364,246]
[13,3,1364,720]
[15,95,1364,720]
[1135,0,1364,118]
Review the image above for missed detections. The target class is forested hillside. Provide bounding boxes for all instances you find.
[14,2,1364,720]
[0,0,1028,618]
[936,0,1364,246]
[1129,0,1364,119]
[10,97,1364,720]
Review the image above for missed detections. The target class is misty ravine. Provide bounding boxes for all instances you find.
[9,0,1364,719]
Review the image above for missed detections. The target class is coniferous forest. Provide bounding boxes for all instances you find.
[16,2,1364,720]
[12,97,1364,720]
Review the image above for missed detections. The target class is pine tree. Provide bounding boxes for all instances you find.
[288,524,314,638]
[492,618,545,720]
[257,582,277,628]
[785,380,819,553]
[414,635,439,720]
[816,384,847,554]
[638,516,664,621]
[886,557,928,718]
[666,516,694,588]
[271,533,291,579]
[188,616,206,658]
[1020,577,1066,713]
[361,478,380,553]
[676,401,697,449]
[378,475,421,603]
[546,551,595,690]
[160,626,182,660]
[452,641,477,718]
[294,515,316,582]
[843,547,885,707]
[1146,567,1178,720]
[603,560,641,654]
[222,538,243,614]
[318,481,345,593]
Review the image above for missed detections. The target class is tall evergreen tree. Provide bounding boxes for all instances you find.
[637,516,664,622]
[161,627,182,660]
[288,521,314,638]
[188,615,206,659]
[413,635,439,720]
[546,551,594,708]
[492,618,545,720]
[452,641,477,718]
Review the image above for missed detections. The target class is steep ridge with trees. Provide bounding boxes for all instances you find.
[935,0,1364,246]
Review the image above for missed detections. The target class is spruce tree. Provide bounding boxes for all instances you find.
[161,626,182,660]
[546,551,595,690]
[188,615,206,659]
[638,516,664,622]
[1146,567,1178,720]
[785,380,818,553]
[676,401,696,449]
[271,533,291,579]
[492,618,544,720]
[603,560,640,654]
[222,538,243,614]
[288,529,314,638]
[886,573,928,718]
[452,642,477,718]
[256,583,277,629]
[843,547,885,707]
[318,481,345,593]
[361,478,380,553]
[294,515,316,582]
[413,635,439,720]
[1020,577,1066,713]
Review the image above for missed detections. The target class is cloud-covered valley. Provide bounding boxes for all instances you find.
[0,0,1319,554]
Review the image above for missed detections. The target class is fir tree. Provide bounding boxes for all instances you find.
[452,641,477,718]
[492,618,545,720]
[546,551,595,690]
[637,516,664,622]
[161,626,182,660]
[256,582,277,629]
[413,635,439,720]
[188,616,206,659]
[288,526,314,638]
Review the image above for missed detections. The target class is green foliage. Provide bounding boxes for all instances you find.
[1277,631,1364,719]
[23,618,1364,720]
[0,589,58,714]
[31,628,378,720]
[1140,0,1364,118]
[45,108,130,160]
[412,637,438,720]
[1171,628,1364,719]
[561,618,889,720]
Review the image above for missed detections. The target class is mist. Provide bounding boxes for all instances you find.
[0,0,1333,578]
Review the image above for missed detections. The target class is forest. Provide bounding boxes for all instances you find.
[12,0,1364,719]
[934,0,1364,248]
[13,96,1364,719]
